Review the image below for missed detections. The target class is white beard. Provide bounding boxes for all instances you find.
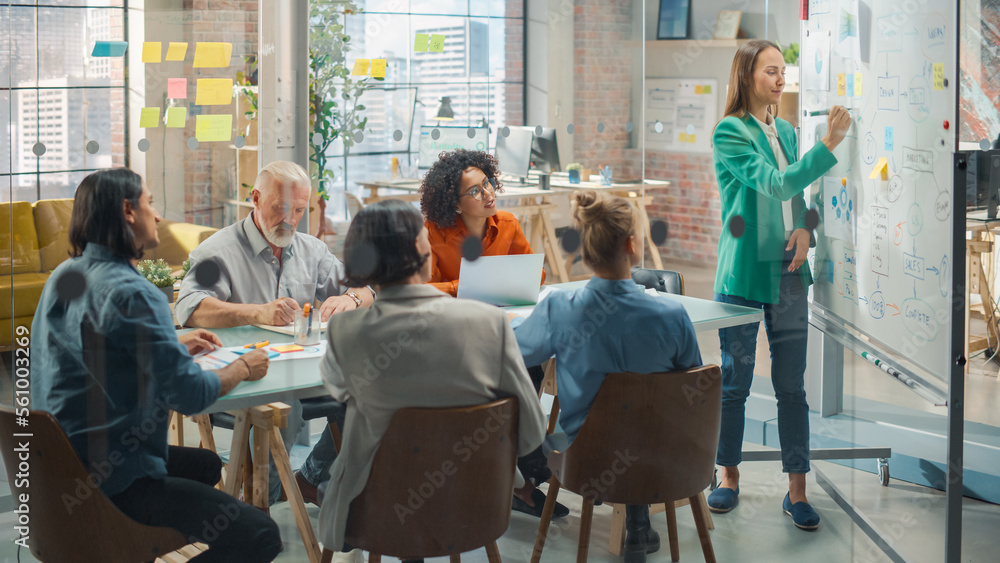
[263,223,295,248]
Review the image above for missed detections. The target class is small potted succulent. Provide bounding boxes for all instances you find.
[567,162,583,184]
[137,258,177,303]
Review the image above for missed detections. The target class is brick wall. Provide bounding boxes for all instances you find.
[644,150,721,264]
[571,0,633,173]
[505,1,524,125]
[180,0,258,224]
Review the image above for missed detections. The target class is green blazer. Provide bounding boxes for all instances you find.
[712,113,837,304]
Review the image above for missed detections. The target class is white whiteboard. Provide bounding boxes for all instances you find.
[804,0,956,379]
[644,78,717,153]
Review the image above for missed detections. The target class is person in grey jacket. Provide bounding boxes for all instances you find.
[316,200,547,557]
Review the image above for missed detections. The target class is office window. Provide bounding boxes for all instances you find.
[1,3,127,202]
[311,0,525,220]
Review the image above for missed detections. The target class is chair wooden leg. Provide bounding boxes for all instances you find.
[485,541,502,563]
[689,494,716,563]
[577,499,594,563]
[665,501,680,562]
[449,554,461,562]
[696,490,715,530]
[369,554,381,563]
[320,548,333,563]
[608,502,626,555]
[530,477,562,563]
[546,395,560,435]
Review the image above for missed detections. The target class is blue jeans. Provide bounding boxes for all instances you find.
[266,408,344,505]
[715,256,810,474]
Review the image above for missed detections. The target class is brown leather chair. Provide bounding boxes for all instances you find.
[0,407,198,563]
[531,366,722,563]
[320,397,520,563]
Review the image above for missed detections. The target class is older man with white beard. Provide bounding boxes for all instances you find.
[176,160,373,508]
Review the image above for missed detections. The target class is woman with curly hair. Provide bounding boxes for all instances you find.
[419,149,545,297]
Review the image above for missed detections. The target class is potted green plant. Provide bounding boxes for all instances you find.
[137,258,177,303]
[781,42,799,87]
[308,1,376,237]
[567,163,583,184]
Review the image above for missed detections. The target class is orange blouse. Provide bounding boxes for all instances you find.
[426,210,546,296]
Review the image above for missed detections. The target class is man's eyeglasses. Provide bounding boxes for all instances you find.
[460,177,498,201]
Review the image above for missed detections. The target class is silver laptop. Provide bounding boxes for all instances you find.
[457,254,545,306]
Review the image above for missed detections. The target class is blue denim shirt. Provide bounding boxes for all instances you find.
[32,244,221,497]
[513,277,702,440]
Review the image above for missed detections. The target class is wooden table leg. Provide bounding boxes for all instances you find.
[192,414,224,490]
[262,404,323,563]
[168,411,184,447]
[223,410,252,499]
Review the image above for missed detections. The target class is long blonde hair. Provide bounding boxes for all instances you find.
[572,191,639,272]
[722,39,781,119]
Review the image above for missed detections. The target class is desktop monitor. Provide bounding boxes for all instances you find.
[494,126,534,182]
[963,149,1000,218]
[418,125,489,169]
[531,127,561,172]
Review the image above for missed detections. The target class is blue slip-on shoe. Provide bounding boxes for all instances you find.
[783,493,821,530]
[706,486,739,513]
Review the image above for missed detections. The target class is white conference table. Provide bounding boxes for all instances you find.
[177,284,763,561]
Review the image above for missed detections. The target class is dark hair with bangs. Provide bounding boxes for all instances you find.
[342,200,429,287]
[69,168,145,261]
[419,149,504,228]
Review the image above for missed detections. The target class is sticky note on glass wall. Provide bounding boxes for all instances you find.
[195,79,234,105]
[845,73,854,98]
[165,42,188,62]
[837,73,845,96]
[193,42,233,68]
[854,72,863,96]
[414,33,429,52]
[165,107,187,128]
[933,63,944,90]
[195,114,233,142]
[371,59,387,78]
[884,126,893,151]
[351,59,371,76]
[139,107,160,128]
[92,41,128,57]
[142,42,162,63]
[429,34,446,52]
[167,78,187,99]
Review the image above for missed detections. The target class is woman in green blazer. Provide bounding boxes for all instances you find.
[707,39,851,530]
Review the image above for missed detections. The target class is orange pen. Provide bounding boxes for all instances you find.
[244,340,269,349]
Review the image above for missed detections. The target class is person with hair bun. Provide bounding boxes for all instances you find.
[419,149,545,297]
[513,191,702,563]
[315,200,546,557]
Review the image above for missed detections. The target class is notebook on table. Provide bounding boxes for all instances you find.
[457,253,545,307]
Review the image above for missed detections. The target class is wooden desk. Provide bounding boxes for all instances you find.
[966,216,1000,376]
[356,179,573,283]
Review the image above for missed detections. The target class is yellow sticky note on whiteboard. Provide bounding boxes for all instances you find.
[695,85,704,95]
[195,78,233,105]
[933,63,945,90]
[869,157,888,180]
[165,107,187,128]
[689,134,696,144]
[139,107,160,128]
[165,42,188,61]
[837,73,845,96]
[192,42,233,68]
[142,42,161,63]
[854,72,863,96]
[371,59,387,78]
[195,114,232,142]
[679,132,688,143]
[351,59,371,76]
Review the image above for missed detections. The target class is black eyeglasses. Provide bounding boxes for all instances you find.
[460,177,498,201]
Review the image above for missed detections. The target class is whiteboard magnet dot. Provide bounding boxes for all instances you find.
[842,177,847,186]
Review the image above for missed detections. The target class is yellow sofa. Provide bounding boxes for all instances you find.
[1,199,218,348]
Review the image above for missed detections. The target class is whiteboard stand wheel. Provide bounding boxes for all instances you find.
[878,458,890,486]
